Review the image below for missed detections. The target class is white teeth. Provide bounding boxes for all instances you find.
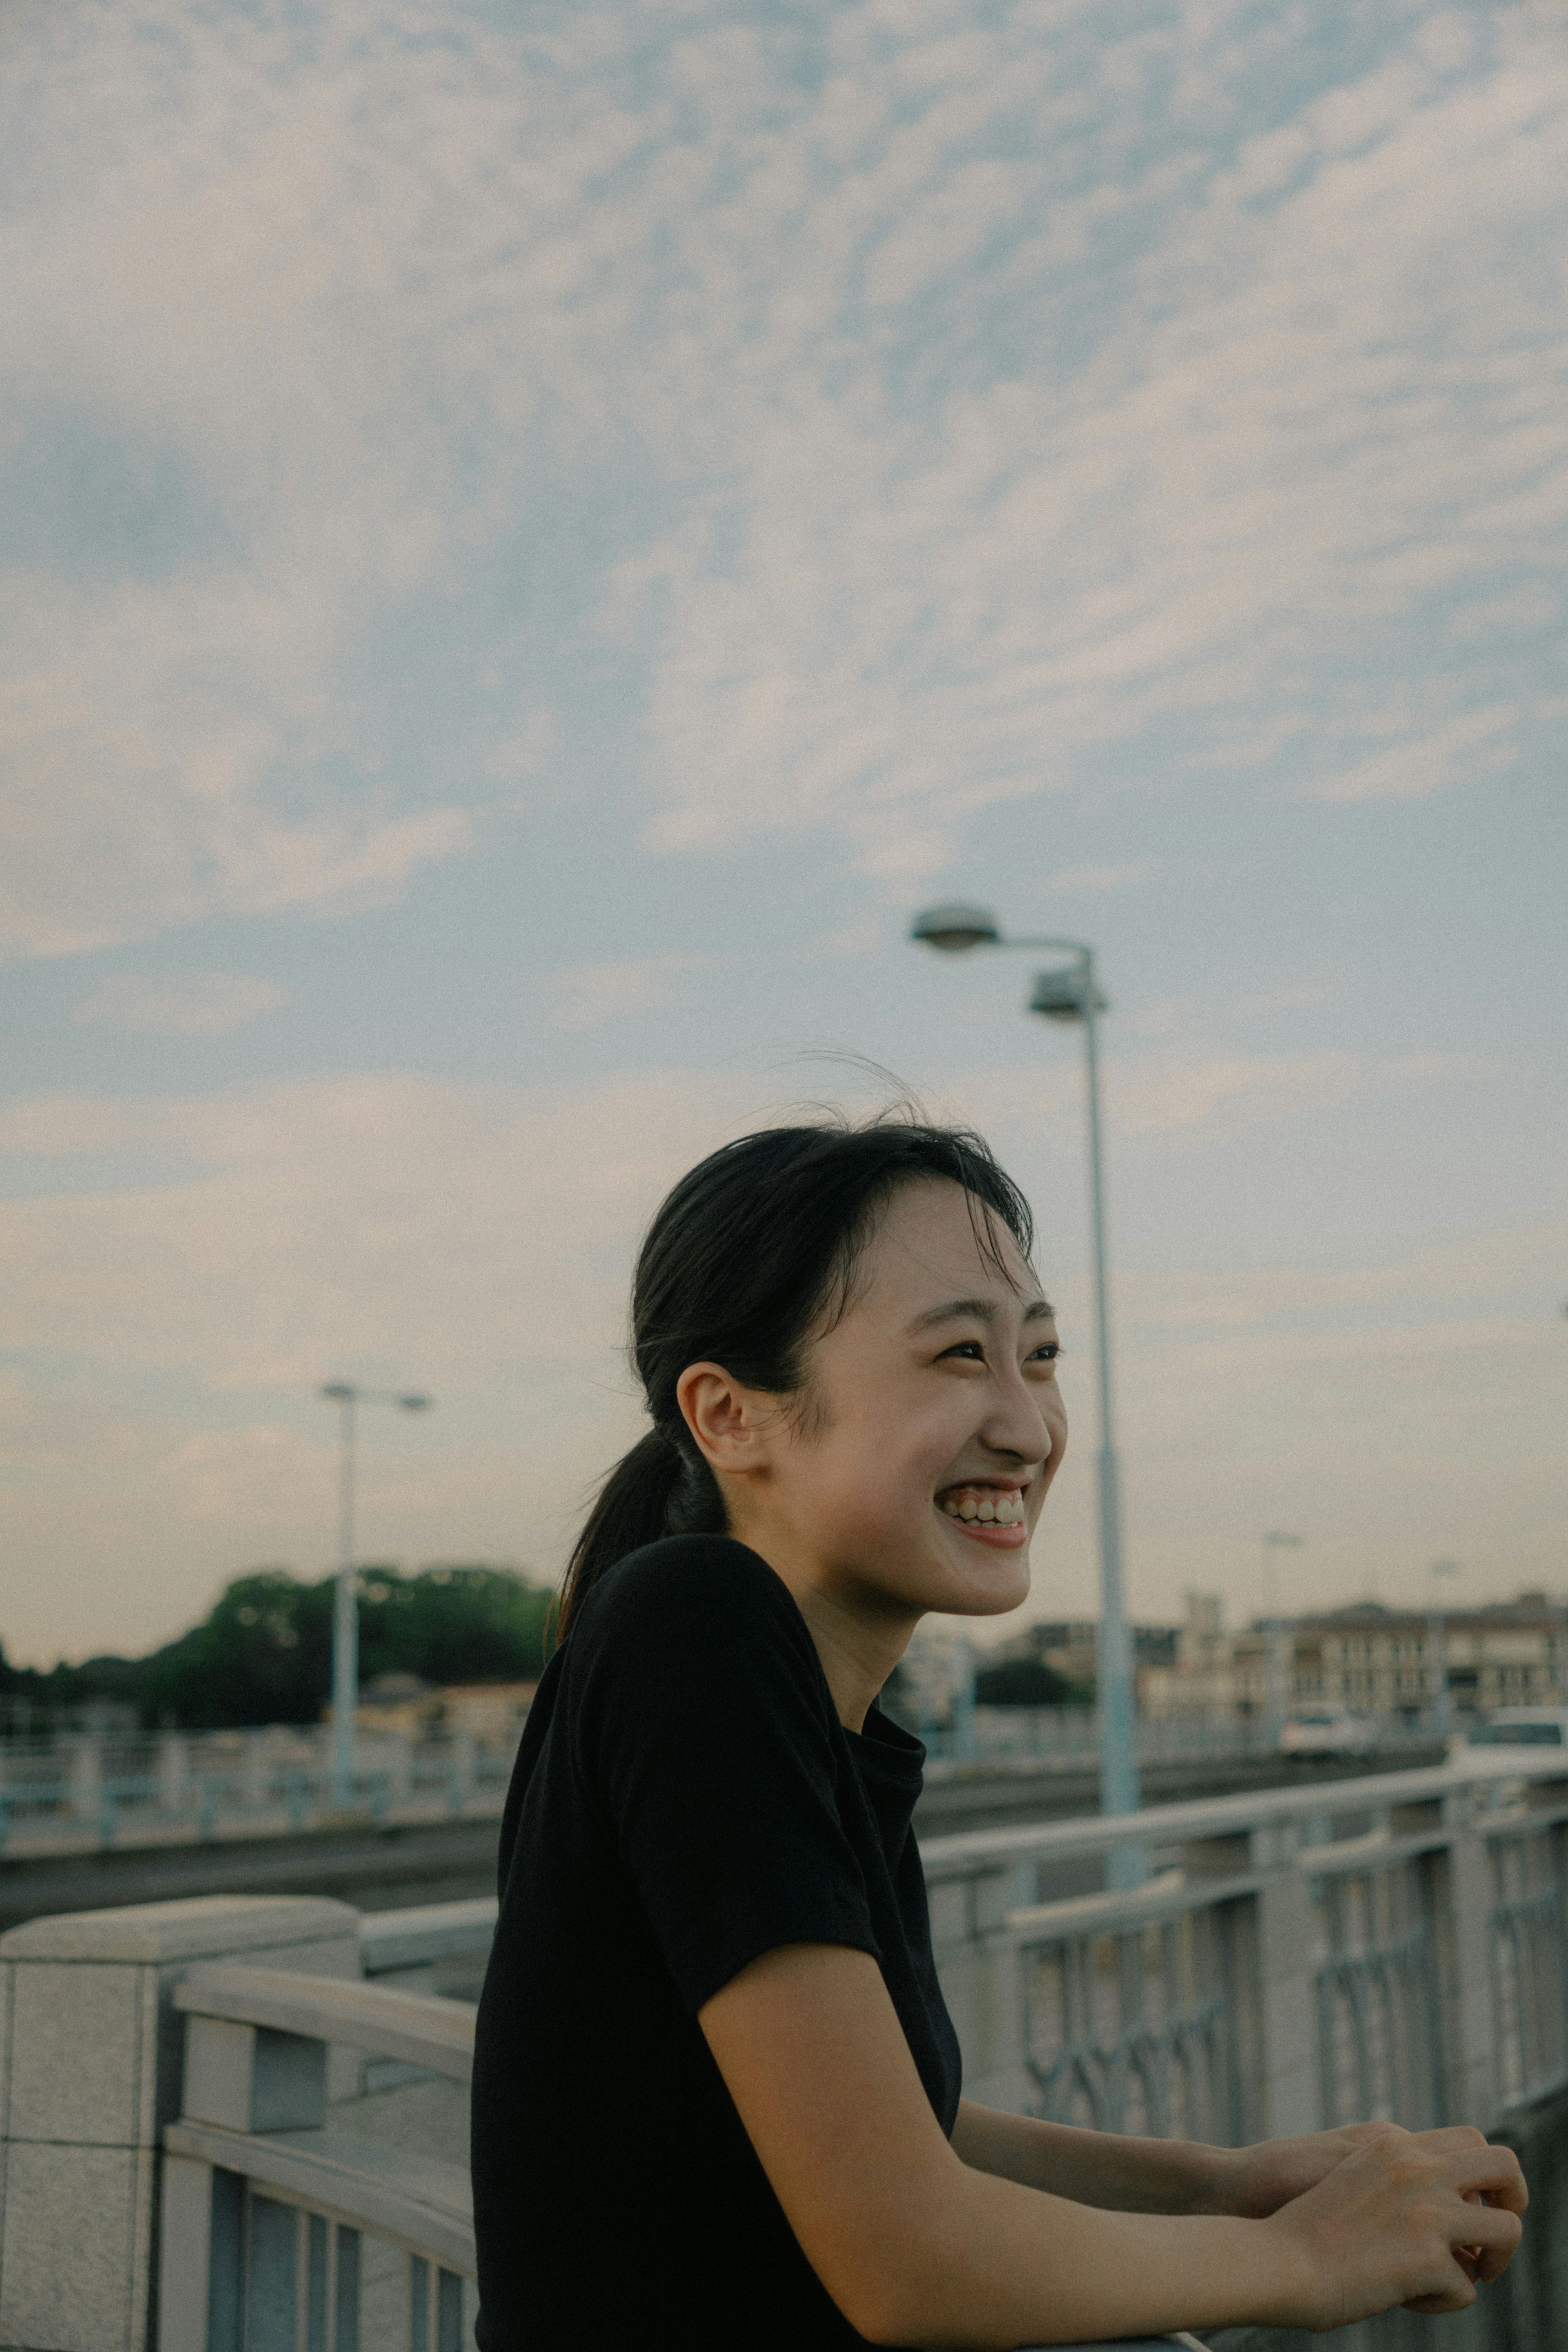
[942,1489,1025,1526]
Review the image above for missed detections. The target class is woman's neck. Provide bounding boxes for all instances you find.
[768,1559,918,1733]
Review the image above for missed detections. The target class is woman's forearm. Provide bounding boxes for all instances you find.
[892,2167,1307,2348]
[951,2098,1226,2214]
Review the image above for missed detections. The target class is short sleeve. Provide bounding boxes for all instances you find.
[569,1538,880,2015]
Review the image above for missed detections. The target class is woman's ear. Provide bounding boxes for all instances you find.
[677,1362,766,1478]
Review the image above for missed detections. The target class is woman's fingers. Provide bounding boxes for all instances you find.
[1468,2210,1524,2285]
[1444,2143,1528,2214]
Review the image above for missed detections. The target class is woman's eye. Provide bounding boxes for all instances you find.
[1028,1342,1061,1364]
[938,1340,985,1361]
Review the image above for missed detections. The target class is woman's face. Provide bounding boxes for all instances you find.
[713,1177,1067,1623]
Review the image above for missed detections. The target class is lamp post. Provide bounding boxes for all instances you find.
[911,905,1142,1880]
[319,1383,432,1804]
[1261,1532,1304,1746]
[1428,1558,1461,1741]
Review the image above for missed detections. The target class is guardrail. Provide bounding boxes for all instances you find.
[0,1734,516,1859]
[925,1750,1568,2159]
[355,1750,1568,2147]
[0,1709,1458,1857]
[159,1965,477,2352]
[893,1704,1459,1769]
[4,1752,1566,2352]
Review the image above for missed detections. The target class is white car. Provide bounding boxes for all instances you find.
[1466,1706,1568,1750]
[1278,1708,1379,1760]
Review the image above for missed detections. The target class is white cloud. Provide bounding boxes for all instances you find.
[1318,705,1522,805]
[1046,862,1158,894]
[0,1072,762,1394]
[1234,986,1328,1019]
[0,1063,1558,1659]
[550,956,710,1032]
[3,0,1564,948]
[1113,1047,1478,1137]
[74,970,290,1037]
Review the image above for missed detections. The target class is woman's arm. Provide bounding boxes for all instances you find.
[952,2098,1419,2219]
[951,2100,1231,2213]
[699,1942,1526,2351]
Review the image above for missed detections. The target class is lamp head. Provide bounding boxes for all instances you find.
[910,903,1002,954]
[399,1393,432,1412]
[1029,967,1107,1022]
[320,1382,354,1401]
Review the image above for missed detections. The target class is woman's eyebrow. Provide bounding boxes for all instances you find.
[907,1293,1056,1333]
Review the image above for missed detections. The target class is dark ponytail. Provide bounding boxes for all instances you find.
[558,1115,1033,1639]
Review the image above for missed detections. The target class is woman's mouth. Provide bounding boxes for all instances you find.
[935,1482,1029,1543]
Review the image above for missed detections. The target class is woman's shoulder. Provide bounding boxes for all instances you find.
[568,1536,816,1696]
[585,1534,798,1636]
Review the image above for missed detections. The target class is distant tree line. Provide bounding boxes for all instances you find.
[0,1564,555,1732]
[880,1653,1085,1726]
[973,1657,1082,1708]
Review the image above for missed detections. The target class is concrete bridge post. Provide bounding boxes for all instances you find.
[156,1734,188,1816]
[1443,1779,1501,2128]
[241,1732,272,1815]
[1249,1815,1319,2139]
[0,1894,361,2352]
[65,1736,104,1827]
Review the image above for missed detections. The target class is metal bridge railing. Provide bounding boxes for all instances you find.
[4,1752,1567,2352]
[921,1750,1568,2149]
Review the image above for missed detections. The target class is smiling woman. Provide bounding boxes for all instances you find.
[469,1115,1526,2351]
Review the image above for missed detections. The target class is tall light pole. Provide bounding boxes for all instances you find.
[911,905,1142,1880]
[1429,1558,1461,1741]
[1261,1532,1304,1745]
[319,1382,432,1804]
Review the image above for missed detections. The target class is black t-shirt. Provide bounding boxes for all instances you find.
[470,1534,962,2350]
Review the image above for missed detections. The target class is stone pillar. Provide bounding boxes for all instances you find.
[450,1730,476,1812]
[65,1735,104,1825]
[1443,1782,1501,2130]
[930,1862,1035,2113]
[1250,1818,1320,2139]
[240,1732,271,1815]
[0,1893,360,2352]
[155,1736,188,1817]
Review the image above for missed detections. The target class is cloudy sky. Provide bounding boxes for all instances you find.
[2,0,1565,1667]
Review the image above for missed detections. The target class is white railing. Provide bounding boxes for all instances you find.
[0,1728,517,1857]
[4,1752,1566,2352]
[916,1703,1448,1769]
[922,1750,1568,2158]
[356,1750,1568,2146]
[0,1709,1450,1856]
[155,1957,1196,2352]
[159,1966,478,2352]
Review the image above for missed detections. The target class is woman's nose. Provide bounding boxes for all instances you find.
[985,1371,1056,1463]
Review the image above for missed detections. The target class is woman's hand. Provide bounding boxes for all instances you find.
[1258,2126,1526,2330]
[1200,2120,1409,2218]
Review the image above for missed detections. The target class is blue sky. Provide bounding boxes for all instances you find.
[1,0,1564,1665]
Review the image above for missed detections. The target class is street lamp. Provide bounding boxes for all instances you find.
[1261,1532,1305,1746]
[911,904,1140,1880]
[319,1383,432,1804]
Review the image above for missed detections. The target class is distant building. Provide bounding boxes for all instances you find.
[1139,1590,1567,1723]
[988,1617,1178,1700]
[347,1674,538,1746]
[896,1624,976,1725]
